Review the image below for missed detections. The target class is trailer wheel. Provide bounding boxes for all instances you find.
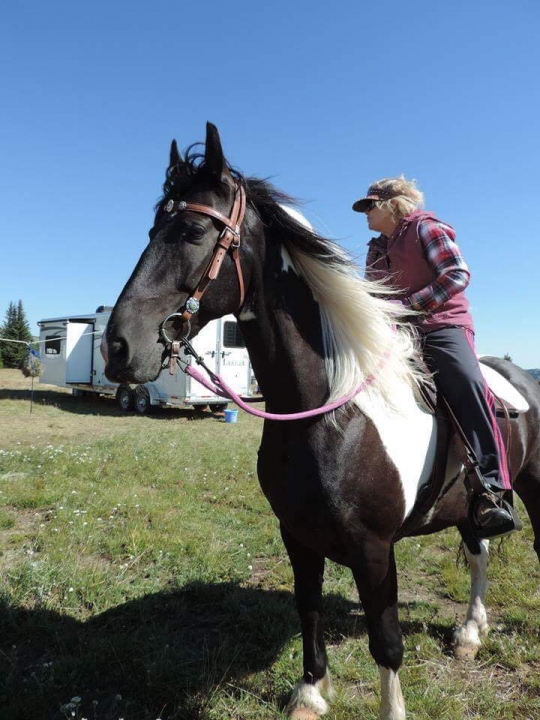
[134,386,152,415]
[210,403,227,413]
[116,385,134,411]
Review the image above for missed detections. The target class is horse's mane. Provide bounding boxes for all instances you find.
[162,146,424,409]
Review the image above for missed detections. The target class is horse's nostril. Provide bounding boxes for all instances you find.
[109,337,128,361]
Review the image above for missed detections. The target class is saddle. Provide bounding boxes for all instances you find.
[396,380,523,540]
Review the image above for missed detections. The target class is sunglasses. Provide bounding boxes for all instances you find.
[364,201,379,213]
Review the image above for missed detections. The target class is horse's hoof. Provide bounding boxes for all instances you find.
[288,709,321,720]
[453,641,480,661]
[453,625,481,661]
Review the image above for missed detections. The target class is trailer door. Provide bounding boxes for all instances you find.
[191,321,220,376]
[217,318,250,394]
[183,320,221,401]
[66,322,93,383]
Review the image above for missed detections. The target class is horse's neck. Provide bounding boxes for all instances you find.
[238,241,329,413]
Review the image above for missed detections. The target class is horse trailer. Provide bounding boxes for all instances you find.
[38,307,252,413]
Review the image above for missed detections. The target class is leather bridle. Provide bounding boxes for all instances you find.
[159,182,247,369]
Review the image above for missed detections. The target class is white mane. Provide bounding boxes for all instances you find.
[280,205,424,412]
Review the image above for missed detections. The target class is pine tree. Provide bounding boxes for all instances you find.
[503,353,512,362]
[0,300,34,368]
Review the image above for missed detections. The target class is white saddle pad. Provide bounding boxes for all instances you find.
[479,363,530,412]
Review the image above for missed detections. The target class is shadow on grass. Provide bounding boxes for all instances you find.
[0,388,222,421]
[323,595,458,648]
[0,581,462,720]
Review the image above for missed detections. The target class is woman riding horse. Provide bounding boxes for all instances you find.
[353,176,520,538]
[103,124,540,719]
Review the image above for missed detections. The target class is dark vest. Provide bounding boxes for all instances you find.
[365,210,474,334]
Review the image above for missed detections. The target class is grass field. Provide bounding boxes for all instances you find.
[0,368,539,720]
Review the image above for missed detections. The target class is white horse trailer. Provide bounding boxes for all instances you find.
[38,307,252,413]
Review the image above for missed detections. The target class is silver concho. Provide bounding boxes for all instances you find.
[186,297,200,314]
[165,199,175,213]
[177,200,187,211]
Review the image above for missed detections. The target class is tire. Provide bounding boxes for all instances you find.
[193,404,209,412]
[116,384,134,411]
[209,403,227,413]
[134,386,152,415]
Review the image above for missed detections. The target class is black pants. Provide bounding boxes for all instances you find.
[422,327,510,492]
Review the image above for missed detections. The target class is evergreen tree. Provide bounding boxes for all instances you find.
[503,352,512,362]
[0,300,34,368]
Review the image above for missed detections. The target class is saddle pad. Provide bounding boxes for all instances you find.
[479,363,530,412]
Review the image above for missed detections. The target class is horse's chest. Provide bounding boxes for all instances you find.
[256,418,408,560]
[257,426,340,529]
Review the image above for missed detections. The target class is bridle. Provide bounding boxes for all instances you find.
[159,182,247,370]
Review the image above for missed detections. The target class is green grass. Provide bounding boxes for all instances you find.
[1,370,540,719]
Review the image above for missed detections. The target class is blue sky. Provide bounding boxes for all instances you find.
[1,0,539,367]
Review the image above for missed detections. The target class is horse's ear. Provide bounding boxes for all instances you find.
[169,139,184,169]
[204,122,233,186]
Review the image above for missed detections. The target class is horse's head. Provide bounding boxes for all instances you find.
[104,123,257,384]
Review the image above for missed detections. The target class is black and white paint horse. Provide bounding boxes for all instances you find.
[103,124,540,719]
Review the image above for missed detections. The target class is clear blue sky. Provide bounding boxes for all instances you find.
[1,0,539,367]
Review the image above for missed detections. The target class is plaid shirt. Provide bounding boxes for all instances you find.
[403,218,470,312]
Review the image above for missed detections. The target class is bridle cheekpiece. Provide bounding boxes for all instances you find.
[160,182,247,372]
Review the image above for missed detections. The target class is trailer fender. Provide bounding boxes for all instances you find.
[142,382,161,406]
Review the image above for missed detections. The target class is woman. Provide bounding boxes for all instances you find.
[353,176,519,538]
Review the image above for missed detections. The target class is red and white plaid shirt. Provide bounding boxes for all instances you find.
[403,218,470,312]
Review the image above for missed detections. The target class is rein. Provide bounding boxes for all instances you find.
[174,336,389,421]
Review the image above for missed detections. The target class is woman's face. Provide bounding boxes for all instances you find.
[365,203,396,235]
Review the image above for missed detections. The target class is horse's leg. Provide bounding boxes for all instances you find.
[353,542,405,720]
[453,531,490,660]
[514,459,540,559]
[281,524,333,720]
[453,455,540,659]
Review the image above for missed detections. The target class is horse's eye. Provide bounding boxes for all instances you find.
[190,225,205,239]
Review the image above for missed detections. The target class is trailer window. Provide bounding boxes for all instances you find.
[45,336,61,355]
[223,322,245,348]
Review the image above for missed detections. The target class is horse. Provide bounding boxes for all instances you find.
[102,123,540,720]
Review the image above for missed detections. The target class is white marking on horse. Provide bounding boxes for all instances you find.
[480,363,530,411]
[357,383,437,519]
[281,204,314,230]
[286,670,333,717]
[238,309,257,321]
[279,204,314,276]
[281,244,299,274]
[378,667,406,720]
[454,540,489,660]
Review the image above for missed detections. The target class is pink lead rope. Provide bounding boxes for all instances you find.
[185,352,390,421]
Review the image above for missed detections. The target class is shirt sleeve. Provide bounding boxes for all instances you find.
[404,218,471,312]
